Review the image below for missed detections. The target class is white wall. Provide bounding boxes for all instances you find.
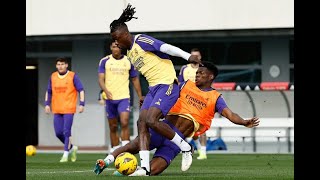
[26,0,294,36]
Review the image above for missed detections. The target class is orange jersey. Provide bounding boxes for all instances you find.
[168,80,221,136]
[51,71,77,114]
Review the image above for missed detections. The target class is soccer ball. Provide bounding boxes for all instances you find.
[26,145,36,156]
[115,152,138,175]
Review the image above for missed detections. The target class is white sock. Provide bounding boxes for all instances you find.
[110,144,121,153]
[139,150,150,172]
[122,140,130,146]
[194,139,201,151]
[200,146,207,155]
[185,137,193,143]
[63,151,69,158]
[104,154,115,164]
[170,132,191,151]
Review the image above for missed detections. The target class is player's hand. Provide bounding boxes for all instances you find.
[98,99,105,106]
[188,55,201,64]
[105,90,113,100]
[139,96,145,108]
[45,105,51,114]
[244,117,260,128]
[78,105,84,113]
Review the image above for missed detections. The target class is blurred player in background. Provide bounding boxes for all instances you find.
[178,48,202,83]
[178,48,208,160]
[44,57,85,162]
[98,41,143,153]
[108,4,201,175]
[94,61,260,176]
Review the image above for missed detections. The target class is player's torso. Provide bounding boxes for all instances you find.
[104,55,131,79]
[51,71,76,94]
[127,34,176,86]
[104,55,131,100]
[183,64,198,82]
[170,81,220,126]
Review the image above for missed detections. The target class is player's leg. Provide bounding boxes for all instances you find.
[106,100,121,153]
[136,92,153,174]
[197,134,207,160]
[53,114,65,144]
[192,135,202,156]
[146,84,193,171]
[117,98,130,146]
[94,137,140,175]
[63,114,77,162]
[53,114,67,162]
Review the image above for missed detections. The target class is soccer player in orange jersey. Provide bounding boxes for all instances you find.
[178,48,208,160]
[94,61,259,176]
[45,57,85,162]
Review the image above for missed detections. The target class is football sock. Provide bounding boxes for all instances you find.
[171,132,191,151]
[185,137,193,143]
[104,154,115,164]
[194,138,202,151]
[200,146,207,155]
[122,140,130,146]
[63,151,69,158]
[139,150,150,172]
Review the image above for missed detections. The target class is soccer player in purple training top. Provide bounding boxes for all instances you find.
[98,40,143,153]
[44,57,85,162]
[94,4,201,176]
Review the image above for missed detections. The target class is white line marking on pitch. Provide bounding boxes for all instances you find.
[26,168,115,174]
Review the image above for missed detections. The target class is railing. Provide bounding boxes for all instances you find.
[206,118,294,153]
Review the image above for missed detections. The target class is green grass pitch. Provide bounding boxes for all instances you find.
[26,153,293,179]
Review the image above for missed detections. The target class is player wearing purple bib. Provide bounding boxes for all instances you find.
[106,4,201,175]
[98,41,142,153]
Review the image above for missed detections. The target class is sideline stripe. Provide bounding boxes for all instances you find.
[26,168,115,174]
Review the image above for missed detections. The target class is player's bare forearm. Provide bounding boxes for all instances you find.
[45,91,48,102]
[79,90,85,102]
[228,113,247,126]
[131,77,143,99]
[221,108,246,126]
[98,73,109,93]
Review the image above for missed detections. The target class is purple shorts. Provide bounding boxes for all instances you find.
[141,83,179,116]
[105,98,130,119]
[149,119,184,165]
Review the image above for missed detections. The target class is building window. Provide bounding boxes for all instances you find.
[215,69,261,83]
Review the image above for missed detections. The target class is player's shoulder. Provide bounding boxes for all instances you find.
[179,65,188,73]
[136,34,157,44]
[180,64,188,69]
[100,55,111,61]
[99,55,111,64]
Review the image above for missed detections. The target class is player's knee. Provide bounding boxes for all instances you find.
[55,130,63,138]
[109,124,118,132]
[146,118,156,129]
[63,130,71,137]
[121,122,129,129]
[120,119,129,128]
[145,115,157,128]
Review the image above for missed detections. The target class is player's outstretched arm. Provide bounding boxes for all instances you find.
[159,43,201,64]
[221,107,260,128]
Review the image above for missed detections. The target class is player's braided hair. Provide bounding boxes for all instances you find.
[110,4,138,33]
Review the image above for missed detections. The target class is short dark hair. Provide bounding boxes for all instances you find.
[200,61,218,79]
[55,57,68,64]
[110,4,137,33]
[191,48,201,53]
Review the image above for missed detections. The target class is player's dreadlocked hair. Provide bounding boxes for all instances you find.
[110,4,138,33]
